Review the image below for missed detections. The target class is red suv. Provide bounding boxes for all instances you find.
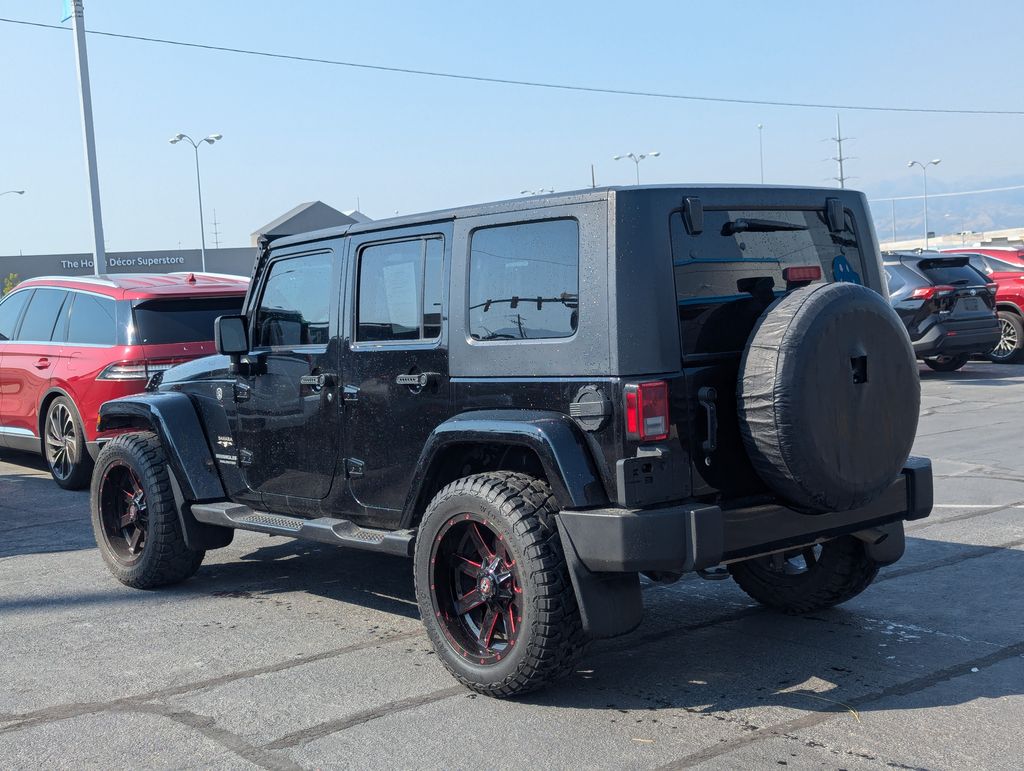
[943,249,1024,362]
[0,273,248,487]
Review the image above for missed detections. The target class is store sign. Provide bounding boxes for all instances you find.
[58,255,188,271]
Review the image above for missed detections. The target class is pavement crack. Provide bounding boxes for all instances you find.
[876,536,1024,584]
[263,685,466,750]
[656,637,1024,769]
[907,500,1024,531]
[0,630,423,736]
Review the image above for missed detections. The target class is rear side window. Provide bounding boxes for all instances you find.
[0,290,31,341]
[670,208,866,302]
[468,219,579,341]
[66,294,117,346]
[356,237,443,343]
[134,296,245,345]
[254,252,332,348]
[17,288,68,342]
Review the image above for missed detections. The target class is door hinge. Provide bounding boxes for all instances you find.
[239,448,254,467]
[233,382,252,402]
[342,384,360,403]
[344,458,365,478]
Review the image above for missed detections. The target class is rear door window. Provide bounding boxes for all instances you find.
[356,237,443,343]
[0,290,32,341]
[66,293,117,346]
[134,296,245,345]
[917,260,987,286]
[16,289,68,342]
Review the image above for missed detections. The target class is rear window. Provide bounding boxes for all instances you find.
[670,208,866,302]
[132,296,244,345]
[917,260,987,287]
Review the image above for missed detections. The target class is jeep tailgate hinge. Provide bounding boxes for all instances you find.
[344,458,365,478]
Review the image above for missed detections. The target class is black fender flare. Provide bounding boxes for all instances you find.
[99,392,232,550]
[402,409,609,526]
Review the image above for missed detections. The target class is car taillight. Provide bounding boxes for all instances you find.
[986,282,998,294]
[910,285,955,300]
[624,380,670,442]
[782,265,822,283]
[97,359,186,380]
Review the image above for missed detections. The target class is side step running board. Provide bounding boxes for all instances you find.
[190,502,415,557]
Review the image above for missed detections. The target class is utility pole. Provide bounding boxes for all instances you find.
[827,113,855,189]
[591,164,597,189]
[67,0,106,275]
[891,199,897,244]
[757,124,765,184]
[210,208,222,249]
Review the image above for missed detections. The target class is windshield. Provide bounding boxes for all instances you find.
[132,296,244,345]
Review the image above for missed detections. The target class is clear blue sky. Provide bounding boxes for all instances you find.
[1,0,1023,254]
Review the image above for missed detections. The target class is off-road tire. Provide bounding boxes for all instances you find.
[44,396,93,490]
[924,353,969,372]
[414,472,587,698]
[989,311,1024,363]
[728,535,879,614]
[90,432,204,589]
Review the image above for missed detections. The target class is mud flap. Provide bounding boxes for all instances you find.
[166,467,234,551]
[559,524,643,639]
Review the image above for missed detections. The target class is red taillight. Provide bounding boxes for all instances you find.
[624,380,670,442]
[910,284,955,300]
[782,265,822,283]
[97,358,188,380]
[986,282,998,294]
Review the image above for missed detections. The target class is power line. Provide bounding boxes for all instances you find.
[4,16,1024,117]
[870,184,1024,202]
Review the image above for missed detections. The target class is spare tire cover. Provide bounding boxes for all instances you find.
[737,281,919,513]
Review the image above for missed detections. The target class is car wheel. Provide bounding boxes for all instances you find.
[989,311,1024,363]
[91,431,204,589]
[728,535,879,614]
[43,396,93,490]
[414,471,587,698]
[924,353,969,372]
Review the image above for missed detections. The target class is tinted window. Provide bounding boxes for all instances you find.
[917,260,987,286]
[0,290,31,341]
[17,289,67,342]
[133,296,244,345]
[254,252,332,347]
[469,219,579,341]
[670,208,866,302]
[357,237,443,342]
[65,293,117,345]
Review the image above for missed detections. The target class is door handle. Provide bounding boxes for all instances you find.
[300,372,336,391]
[395,372,440,388]
[34,358,50,370]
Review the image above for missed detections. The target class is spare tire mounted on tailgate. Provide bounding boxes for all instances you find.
[738,281,919,513]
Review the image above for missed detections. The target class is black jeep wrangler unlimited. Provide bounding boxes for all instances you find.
[91,186,932,698]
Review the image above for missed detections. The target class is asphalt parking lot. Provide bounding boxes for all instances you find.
[1,363,1022,770]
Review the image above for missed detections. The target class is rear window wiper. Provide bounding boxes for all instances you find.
[722,218,809,235]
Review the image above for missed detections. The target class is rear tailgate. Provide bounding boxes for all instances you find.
[916,256,996,319]
[668,197,877,501]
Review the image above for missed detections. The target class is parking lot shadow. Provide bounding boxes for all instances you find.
[0,452,94,559]
[919,362,1024,386]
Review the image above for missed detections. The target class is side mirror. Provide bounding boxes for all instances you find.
[215,315,249,357]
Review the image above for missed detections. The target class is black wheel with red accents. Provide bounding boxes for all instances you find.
[90,432,205,589]
[414,472,586,698]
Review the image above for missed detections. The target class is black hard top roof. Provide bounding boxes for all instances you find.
[269,184,867,250]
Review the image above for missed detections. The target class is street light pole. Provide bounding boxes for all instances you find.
[757,124,764,184]
[0,190,26,198]
[613,151,660,185]
[908,159,941,250]
[170,133,222,272]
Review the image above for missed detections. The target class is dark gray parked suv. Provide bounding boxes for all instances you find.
[90,186,933,697]
[884,251,1000,372]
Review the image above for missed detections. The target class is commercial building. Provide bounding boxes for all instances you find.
[0,202,366,284]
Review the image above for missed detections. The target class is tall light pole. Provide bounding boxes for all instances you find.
[756,124,765,184]
[908,159,941,250]
[1,190,26,198]
[613,151,660,185]
[170,133,223,272]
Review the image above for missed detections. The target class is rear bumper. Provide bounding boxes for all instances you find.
[912,317,999,358]
[557,457,933,575]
